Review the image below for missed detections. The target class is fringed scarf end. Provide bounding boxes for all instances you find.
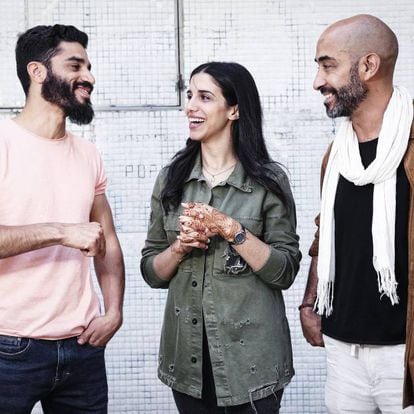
[315,280,334,317]
[376,268,399,305]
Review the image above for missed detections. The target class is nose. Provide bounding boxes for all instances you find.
[82,68,95,85]
[185,96,197,114]
[313,68,325,91]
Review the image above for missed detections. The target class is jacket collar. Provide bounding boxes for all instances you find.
[185,151,254,193]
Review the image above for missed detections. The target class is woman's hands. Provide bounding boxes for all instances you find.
[179,202,241,246]
[177,202,272,275]
[177,203,210,251]
[152,202,240,281]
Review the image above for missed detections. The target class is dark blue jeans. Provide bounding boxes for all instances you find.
[0,335,107,414]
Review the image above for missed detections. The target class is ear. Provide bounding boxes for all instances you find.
[359,53,380,81]
[27,61,47,85]
[228,105,239,121]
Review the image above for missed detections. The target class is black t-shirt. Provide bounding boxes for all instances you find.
[321,138,409,345]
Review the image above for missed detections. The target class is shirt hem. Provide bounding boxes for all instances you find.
[161,375,293,407]
[322,330,406,346]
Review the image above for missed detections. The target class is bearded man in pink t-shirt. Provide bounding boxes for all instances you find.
[0,24,125,414]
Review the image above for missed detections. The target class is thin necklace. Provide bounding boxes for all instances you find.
[202,163,236,185]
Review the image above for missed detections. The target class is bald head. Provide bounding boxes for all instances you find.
[320,14,398,73]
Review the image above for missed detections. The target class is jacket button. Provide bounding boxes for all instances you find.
[192,318,198,325]
[191,357,197,363]
[192,281,197,287]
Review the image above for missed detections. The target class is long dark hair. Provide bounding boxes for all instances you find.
[161,61,288,212]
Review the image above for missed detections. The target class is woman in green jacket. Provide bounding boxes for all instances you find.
[141,61,301,413]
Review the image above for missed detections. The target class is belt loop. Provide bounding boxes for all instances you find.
[350,344,359,358]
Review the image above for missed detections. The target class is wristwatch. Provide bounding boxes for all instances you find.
[229,225,247,245]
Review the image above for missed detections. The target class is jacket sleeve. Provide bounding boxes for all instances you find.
[140,170,170,289]
[308,143,332,257]
[253,170,301,290]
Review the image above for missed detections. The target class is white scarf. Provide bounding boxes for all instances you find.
[315,86,413,317]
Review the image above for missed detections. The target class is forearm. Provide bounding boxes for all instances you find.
[79,233,124,347]
[301,256,319,305]
[300,255,323,346]
[152,239,188,281]
[232,230,271,272]
[94,234,125,319]
[225,225,299,289]
[0,223,64,259]
[0,222,105,259]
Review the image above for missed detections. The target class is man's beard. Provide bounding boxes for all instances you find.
[321,63,368,118]
[41,69,95,125]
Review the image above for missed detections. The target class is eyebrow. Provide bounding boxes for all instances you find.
[314,55,337,64]
[186,89,216,97]
[66,56,92,70]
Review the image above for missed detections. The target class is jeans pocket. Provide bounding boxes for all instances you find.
[85,342,106,351]
[0,335,32,358]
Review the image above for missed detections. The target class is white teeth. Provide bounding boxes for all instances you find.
[188,117,205,123]
[77,87,90,97]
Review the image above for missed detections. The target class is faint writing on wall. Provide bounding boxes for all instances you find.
[125,164,160,178]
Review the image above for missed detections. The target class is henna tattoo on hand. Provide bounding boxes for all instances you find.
[181,202,240,241]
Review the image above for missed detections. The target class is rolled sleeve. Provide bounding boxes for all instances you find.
[254,243,299,289]
[254,171,301,289]
[140,255,169,289]
[140,169,170,289]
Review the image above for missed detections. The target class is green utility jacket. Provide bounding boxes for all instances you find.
[141,155,301,406]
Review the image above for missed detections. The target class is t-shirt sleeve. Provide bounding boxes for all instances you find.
[94,151,107,195]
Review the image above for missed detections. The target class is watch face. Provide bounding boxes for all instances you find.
[234,229,246,244]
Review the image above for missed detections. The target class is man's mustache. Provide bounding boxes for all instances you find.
[74,81,94,94]
[319,86,337,96]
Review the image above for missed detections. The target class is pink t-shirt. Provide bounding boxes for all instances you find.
[0,119,107,339]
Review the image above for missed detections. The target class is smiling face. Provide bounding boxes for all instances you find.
[184,72,238,143]
[41,41,95,124]
[313,35,368,118]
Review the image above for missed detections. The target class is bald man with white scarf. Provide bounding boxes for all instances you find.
[299,14,414,413]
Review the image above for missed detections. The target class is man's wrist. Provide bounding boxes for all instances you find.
[51,223,67,244]
[103,309,123,326]
[298,303,314,311]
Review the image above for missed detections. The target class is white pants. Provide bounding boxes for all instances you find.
[324,335,414,414]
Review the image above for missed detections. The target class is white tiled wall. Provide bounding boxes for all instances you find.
[1,1,413,413]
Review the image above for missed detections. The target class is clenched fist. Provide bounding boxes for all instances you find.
[61,222,106,257]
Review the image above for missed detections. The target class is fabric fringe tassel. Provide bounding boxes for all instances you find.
[315,280,334,317]
[376,268,399,305]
